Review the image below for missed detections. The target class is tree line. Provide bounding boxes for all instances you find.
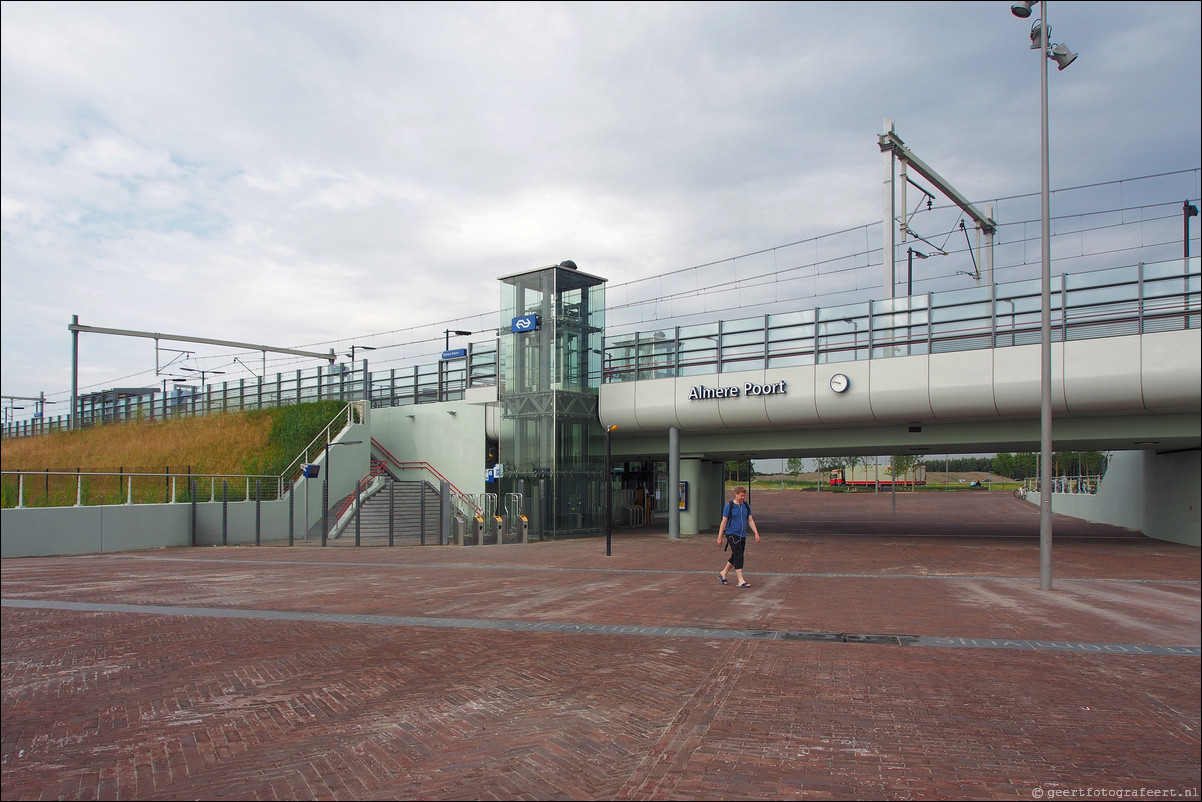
[729,451,1109,482]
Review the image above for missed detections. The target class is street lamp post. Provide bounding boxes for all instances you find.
[604,424,617,556]
[1011,0,1077,590]
[906,247,928,298]
[347,344,376,362]
[444,329,472,351]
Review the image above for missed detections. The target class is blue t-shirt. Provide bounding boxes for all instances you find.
[723,501,751,536]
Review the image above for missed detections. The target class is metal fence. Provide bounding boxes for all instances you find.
[1,468,284,508]
[605,258,1199,380]
[2,258,1197,438]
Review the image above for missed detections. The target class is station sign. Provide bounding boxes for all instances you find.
[441,348,467,360]
[511,314,541,333]
[687,380,787,401]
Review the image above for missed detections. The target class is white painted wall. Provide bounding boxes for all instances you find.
[370,400,489,499]
[1026,449,1200,546]
[600,329,1200,433]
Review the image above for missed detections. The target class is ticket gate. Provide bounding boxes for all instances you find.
[504,493,527,544]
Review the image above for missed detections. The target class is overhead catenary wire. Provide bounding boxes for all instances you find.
[31,168,1202,404]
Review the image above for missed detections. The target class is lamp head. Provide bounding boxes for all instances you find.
[1011,1,1037,18]
[1029,21,1047,49]
[1049,43,1078,70]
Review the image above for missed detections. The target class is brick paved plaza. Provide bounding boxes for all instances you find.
[2,491,1199,800]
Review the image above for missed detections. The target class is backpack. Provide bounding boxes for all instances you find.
[722,500,751,536]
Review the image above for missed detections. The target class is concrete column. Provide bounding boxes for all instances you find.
[679,458,702,535]
[668,426,680,539]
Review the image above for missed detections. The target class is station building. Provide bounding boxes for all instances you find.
[365,256,1201,547]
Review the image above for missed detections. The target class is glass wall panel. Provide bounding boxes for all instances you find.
[498,264,606,540]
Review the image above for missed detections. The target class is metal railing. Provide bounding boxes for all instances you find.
[278,402,366,486]
[2,403,363,510]
[368,437,481,519]
[1,468,283,508]
[1017,475,1103,497]
[3,258,1196,438]
[604,258,1199,381]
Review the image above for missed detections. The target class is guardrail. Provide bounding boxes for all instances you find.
[4,258,1196,438]
[370,437,481,518]
[278,401,366,486]
[603,258,1199,381]
[1,469,283,509]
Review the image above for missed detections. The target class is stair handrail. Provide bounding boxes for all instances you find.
[330,457,393,523]
[279,402,365,487]
[370,437,482,516]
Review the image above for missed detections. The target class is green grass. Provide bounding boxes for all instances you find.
[1,401,347,508]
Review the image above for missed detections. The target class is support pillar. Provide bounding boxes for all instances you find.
[668,426,680,539]
[679,458,702,536]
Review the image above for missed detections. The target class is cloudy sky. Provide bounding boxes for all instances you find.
[2,1,1199,415]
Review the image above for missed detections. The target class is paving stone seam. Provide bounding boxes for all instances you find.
[60,554,1202,586]
[4,598,1197,656]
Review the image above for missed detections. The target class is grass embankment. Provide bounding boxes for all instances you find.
[1,401,346,507]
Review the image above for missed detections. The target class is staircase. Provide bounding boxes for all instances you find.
[325,470,444,546]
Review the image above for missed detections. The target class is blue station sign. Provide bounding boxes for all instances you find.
[441,348,467,360]
[511,314,541,333]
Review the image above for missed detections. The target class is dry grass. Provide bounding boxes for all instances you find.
[1,413,272,474]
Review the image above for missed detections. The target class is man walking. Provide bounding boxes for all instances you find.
[717,486,761,587]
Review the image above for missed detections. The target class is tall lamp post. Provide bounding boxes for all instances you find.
[347,344,376,362]
[1011,0,1077,590]
[604,424,617,556]
[444,329,472,351]
[906,247,928,297]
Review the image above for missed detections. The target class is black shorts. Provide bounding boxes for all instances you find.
[726,535,747,569]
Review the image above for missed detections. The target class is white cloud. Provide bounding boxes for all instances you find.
[1,1,1199,407]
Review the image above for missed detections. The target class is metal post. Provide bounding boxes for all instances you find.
[288,479,295,547]
[322,433,330,546]
[1038,8,1054,591]
[354,479,362,547]
[1186,201,1198,330]
[605,425,614,556]
[891,457,897,514]
[70,315,79,431]
[321,476,329,547]
[388,478,395,547]
[440,480,451,546]
[190,479,197,546]
[882,117,896,298]
[255,480,262,546]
